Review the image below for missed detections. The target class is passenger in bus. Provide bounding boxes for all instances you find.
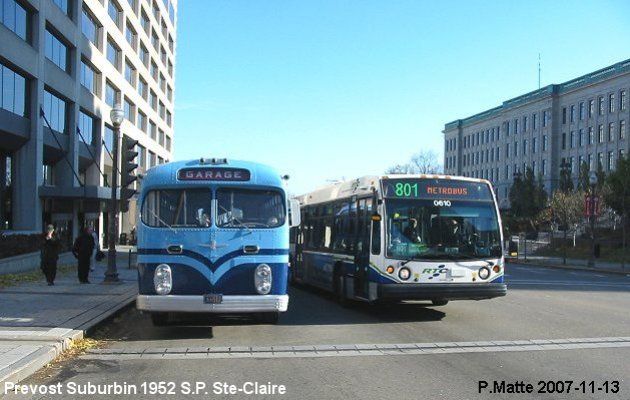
[403,218,422,243]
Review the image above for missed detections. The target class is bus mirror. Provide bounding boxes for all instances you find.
[371,214,382,222]
[289,199,301,227]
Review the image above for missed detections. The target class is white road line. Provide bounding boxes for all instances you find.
[82,337,630,361]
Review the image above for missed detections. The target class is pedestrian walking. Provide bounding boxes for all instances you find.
[90,228,100,271]
[72,227,95,284]
[40,224,60,286]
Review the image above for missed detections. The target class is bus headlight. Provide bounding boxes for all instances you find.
[478,266,491,280]
[154,264,172,295]
[398,267,411,281]
[255,264,272,295]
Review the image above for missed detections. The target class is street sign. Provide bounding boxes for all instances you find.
[583,194,600,217]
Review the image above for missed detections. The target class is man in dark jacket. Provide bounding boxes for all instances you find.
[41,224,60,286]
[73,227,95,283]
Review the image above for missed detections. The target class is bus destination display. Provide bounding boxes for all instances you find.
[177,168,251,182]
[382,179,492,201]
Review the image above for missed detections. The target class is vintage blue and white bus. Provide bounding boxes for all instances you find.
[136,158,299,325]
[291,175,507,305]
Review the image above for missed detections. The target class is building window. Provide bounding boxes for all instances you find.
[609,93,615,113]
[608,123,615,142]
[579,102,584,120]
[137,144,146,169]
[532,137,536,154]
[159,129,165,146]
[532,113,537,130]
[107,38,120,68]
[542,111,548,128]
[598,96,605,115]
[52,0,69,16]
[569,105,575,123]
[598,125,604,143]
[105,81,119,107]
[588,126,594,145]
[1,0,28,41]
[139,44,149,66]
[570,131,575,148]
[125,21,137,50]
[588,100,594,118]
[150,60,158,81]
[166,85,173,101]
[126,0,136,13]
[138,78,147,99]
[43,89,67,133]
[148,151,156,168]
[45,29,69,72]
[104,125,114,151]
[523,139,527,155]
[0,62,27,117]
[124,59,136,87]
[78,111,95,145]
[137,111,146,132]
[621,90,627,111]
[150,90,157,110]
[608,151,615,171]
[123,97,135,123]
[588,154,593,170]
[561,132,566,150]
[140,9,150,34]
[80,59,98,94]
[542,135,547,151]
[562,107,566,124]
[513,141,518,156]
[620,120,626,141]
[541,159,546,176]
[108,0,122,28]
[514,119,519,134]
[597,153,603,169]
[166,135,171,151]
[166,110,172,127]
[579,129,584,147]
[81,7,100,46]
[149,120,156,140]
[151,30,159,51]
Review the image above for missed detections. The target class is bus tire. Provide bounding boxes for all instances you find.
[431,300,449,306]
[151,312,169,326]
[259,312,279,325]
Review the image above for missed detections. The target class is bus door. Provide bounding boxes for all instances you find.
[354,198,371,298]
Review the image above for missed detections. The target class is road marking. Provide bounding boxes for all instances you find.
[82,337,630,361]
[506,280,629,288]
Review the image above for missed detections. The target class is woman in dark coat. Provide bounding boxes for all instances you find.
[73,227,95,283]
[41,224,60,286]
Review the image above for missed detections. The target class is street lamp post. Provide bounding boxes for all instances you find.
[105,104,124,283]
[512,170,523,260]
[588,171,598,268]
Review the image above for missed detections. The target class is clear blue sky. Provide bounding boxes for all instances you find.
[173,0,630,195]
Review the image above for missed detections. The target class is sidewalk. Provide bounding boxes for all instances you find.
[0,248,138,387]
[508,255,630,275]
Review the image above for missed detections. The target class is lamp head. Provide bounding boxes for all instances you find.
[589,171,598,187]
[110,104,125,127]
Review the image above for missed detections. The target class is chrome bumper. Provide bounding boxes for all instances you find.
[136,294,289,313]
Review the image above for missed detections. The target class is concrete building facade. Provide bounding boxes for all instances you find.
[0,0,176,247]
[443,59,630,209]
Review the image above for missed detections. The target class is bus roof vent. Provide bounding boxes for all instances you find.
[199,158,228,165]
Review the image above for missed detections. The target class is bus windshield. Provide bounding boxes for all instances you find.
[216,189,286,228]
[385,199,502,261]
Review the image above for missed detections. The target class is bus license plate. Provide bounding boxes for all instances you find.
[204,294,223,304]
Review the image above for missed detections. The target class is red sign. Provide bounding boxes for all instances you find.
[177,168,251,181]
[584,194,600,217]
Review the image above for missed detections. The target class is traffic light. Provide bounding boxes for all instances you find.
[120,134,139,212]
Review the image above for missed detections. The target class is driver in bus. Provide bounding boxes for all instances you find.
[403,218,422,243]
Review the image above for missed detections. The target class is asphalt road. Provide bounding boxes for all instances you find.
[8,264,630,400]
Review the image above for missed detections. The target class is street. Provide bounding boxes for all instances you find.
[9,264,630,400]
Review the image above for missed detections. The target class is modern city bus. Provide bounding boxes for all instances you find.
[136,158,299,325]
[290,175,507,305]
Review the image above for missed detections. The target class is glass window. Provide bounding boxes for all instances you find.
[138,78,147,99]
[80,60,97,93]
[52,0,69,15]
[123,97,134,122]
[78,111,94,145]
[609,93,615,113]
[137,111,146,132]
[107,38,120,68]
[620,120,626,141]
[43,89,66,133]
[142,189,213,228]
[124,59,136,87]
[149,120,157,140]
[1,0,28,41]
[105,81,119,107]
[140,9,150,34]
[108,0,121,28]
[139,44,149,66]
[45,29,69,72]
[217,189,285,228]
[165,135,171,151]
[125,21,137,50]
[81,7,99,46]
[104,125,114,150]
[137,144,146,169]
[621,90,627,111]
[1,62,27,117]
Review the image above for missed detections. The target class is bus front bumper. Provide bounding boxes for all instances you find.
[136,294,289,313]
[377,283,507,301]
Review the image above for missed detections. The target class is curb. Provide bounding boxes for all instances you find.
[509,259,630,275]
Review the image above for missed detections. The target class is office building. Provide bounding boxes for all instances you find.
[444,59,630,208]
[0,0,176,246]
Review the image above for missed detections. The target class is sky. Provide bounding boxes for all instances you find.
[172,0,630,195]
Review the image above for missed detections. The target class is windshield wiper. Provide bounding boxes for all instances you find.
[218,205,252,233]
[147,208,178,234]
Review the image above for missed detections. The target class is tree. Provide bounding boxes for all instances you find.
[577,161,590,192]
[604,155,630,267]
[508,167,547,231]
[559,162,574,193]
[385,150,442,175]
[547,190,584,264]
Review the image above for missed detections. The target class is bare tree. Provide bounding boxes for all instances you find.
[546,190,584,264]
[385,150,442,174]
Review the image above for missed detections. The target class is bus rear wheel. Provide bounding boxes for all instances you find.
[431,300,449,306]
